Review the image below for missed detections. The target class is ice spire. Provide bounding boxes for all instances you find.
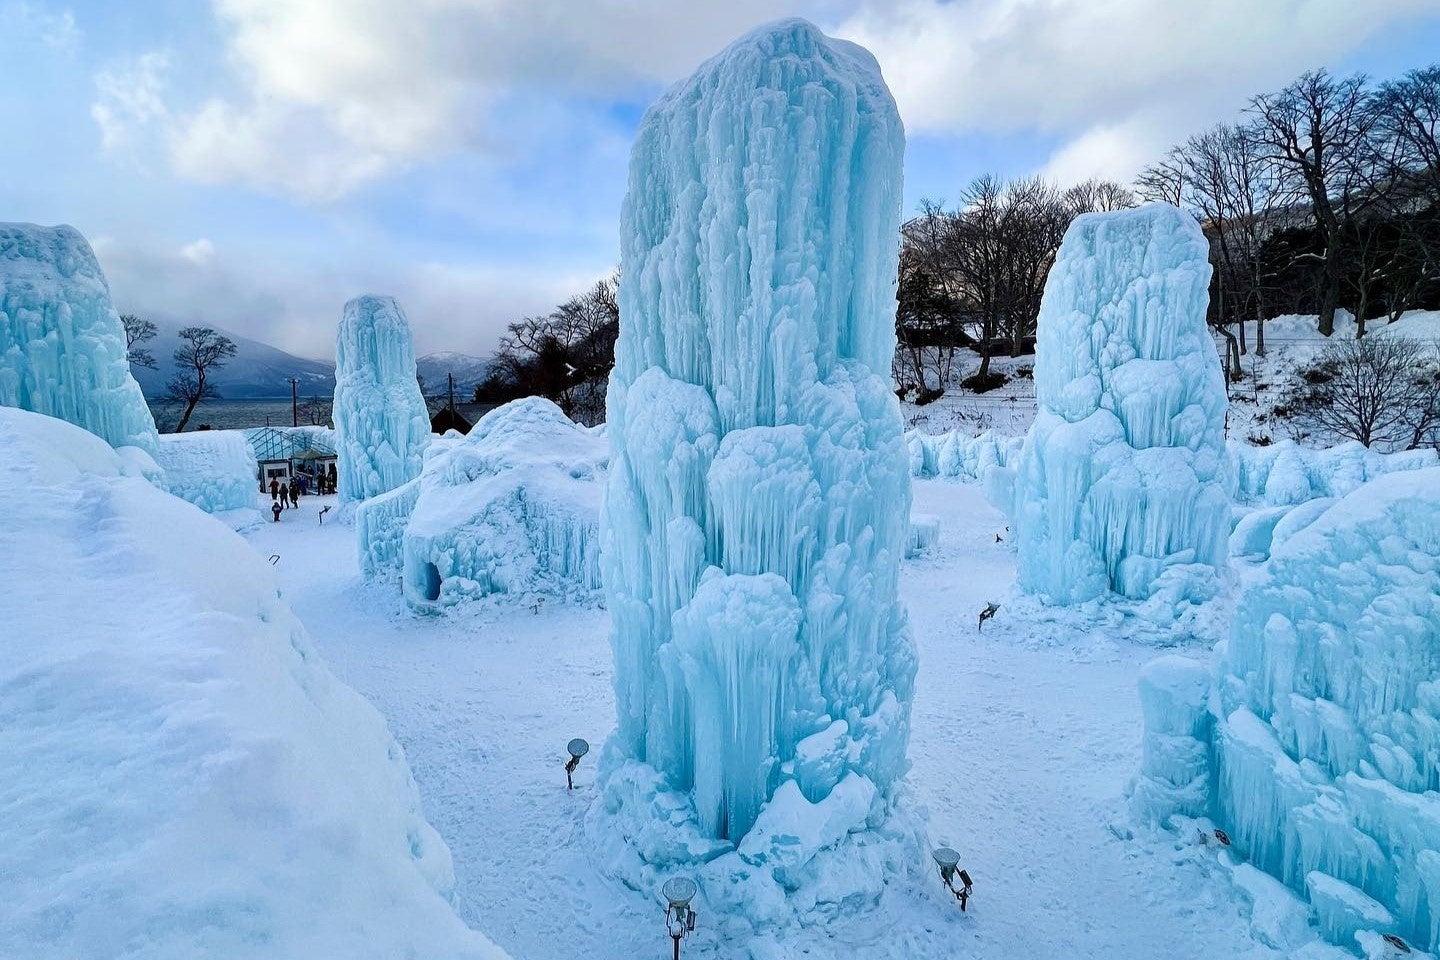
[333,295,430,502]
[0,223,160,456]
[594,19,917,919]
[1009,203,1230,605]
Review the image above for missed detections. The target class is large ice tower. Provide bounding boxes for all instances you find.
[593,19,919,922]
[1009,203,1229,605]
[333,295,430,502]
[0,223,159,456]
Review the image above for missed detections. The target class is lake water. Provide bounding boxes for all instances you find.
[147,398,498,433]
[148,399,332,432]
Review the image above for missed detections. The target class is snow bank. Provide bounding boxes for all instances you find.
[333,295,429,502]
[154,429,258,517]
[378,397,604,609]
[1003,203,1231,608]
[594,19,920,931]
[0,406,506,960]
[1138,467,1440,953]
[0,222,159,457]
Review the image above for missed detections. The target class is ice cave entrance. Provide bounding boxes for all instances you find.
[420,562,442,602]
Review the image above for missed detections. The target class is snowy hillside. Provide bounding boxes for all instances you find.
[130,316,336,399]
[902,309,1440,448]
[418,351,492,396]
[0,407,507,960]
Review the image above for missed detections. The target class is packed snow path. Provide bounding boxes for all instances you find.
[246,484,1276,960]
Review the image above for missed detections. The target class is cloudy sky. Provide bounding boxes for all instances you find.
[5,0,1440,360]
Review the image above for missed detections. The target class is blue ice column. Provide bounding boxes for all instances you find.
[601,17,915,860]
[1010,204,1230,605]
[333,295,430,502]
[0,223,159,456]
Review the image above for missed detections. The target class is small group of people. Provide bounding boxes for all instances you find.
[269,475,304,522]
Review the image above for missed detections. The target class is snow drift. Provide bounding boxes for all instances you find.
[333,295,430,503]
[595,19,920,928]
[0,406,506,960]
[357,397,605,610]
[0,222,159,457]
[1004,203,1231,608]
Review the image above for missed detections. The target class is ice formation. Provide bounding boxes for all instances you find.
[0,407,505,960]
[0,222,159,457]
[1231,439,1437,506]
[906,427,1022,484]
[357,397,605,609]
[333,295,430,502]
[1006,203,1230,605]
[1134,468,1440,954]
[154,429,258,518]
[593,19,918,923]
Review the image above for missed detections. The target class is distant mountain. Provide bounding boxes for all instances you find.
[131,318,335,400]
[416,352,492,399]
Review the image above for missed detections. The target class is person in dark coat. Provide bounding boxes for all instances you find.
[269,477,280,499]
[271,499,283,522]
[287,481,299,508]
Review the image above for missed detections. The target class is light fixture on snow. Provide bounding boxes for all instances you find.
[661,876,698,960]
[932,847,973,910]
[564,738,589,790]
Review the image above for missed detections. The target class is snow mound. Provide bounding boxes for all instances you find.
[333,294,430,503]
[1004,203,1231,610]
[0,222,159,457]
[154,429,259,519]
[0,406,506,960]
[595,18,920,933]
[1139,467,1440,953]
[365,397,605,610]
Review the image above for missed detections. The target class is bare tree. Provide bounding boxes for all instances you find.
[1278,335,1440,448]
[1247,69,1382,336]
[120,314,158,369]
[163,326,237,432]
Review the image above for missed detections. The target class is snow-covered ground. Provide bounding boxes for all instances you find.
[245,481,1283,960]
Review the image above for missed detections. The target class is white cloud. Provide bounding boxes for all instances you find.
[91,52,170,152]
[838,0,1440,183]
[0,1,79,52]
[179,238,215,265]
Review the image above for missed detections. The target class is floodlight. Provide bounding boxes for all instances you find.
[932,848,973,910]
[563,738,590,790]
[661,876,699,958]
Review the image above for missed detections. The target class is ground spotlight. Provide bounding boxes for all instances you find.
[564,738,589,790]
[661,876,698,959]
[932,847,973,910]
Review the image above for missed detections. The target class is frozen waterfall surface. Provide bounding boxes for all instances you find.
[333,295,430,503]
[1006,203,1230,609]
[592,18,921,929]
[0,222,159,458]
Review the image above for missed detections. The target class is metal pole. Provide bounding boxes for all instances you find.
[290,377,299,427]
[671,934,681,960]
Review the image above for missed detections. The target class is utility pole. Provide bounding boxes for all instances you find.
[290,377,299,427]
[447,372,455,414]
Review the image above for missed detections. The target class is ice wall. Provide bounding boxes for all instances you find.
[594,19,917,921]
[333,295,429,502]
[1008,204,1230,605]
[0,222,159,457]
[1136,469,1440,953]
[1214,468,1440,952]
[0,406,505,960]
[379,398,604,609]
[154,429,258,517]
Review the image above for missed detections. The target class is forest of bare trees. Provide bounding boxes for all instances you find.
[485,65,1440,437]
